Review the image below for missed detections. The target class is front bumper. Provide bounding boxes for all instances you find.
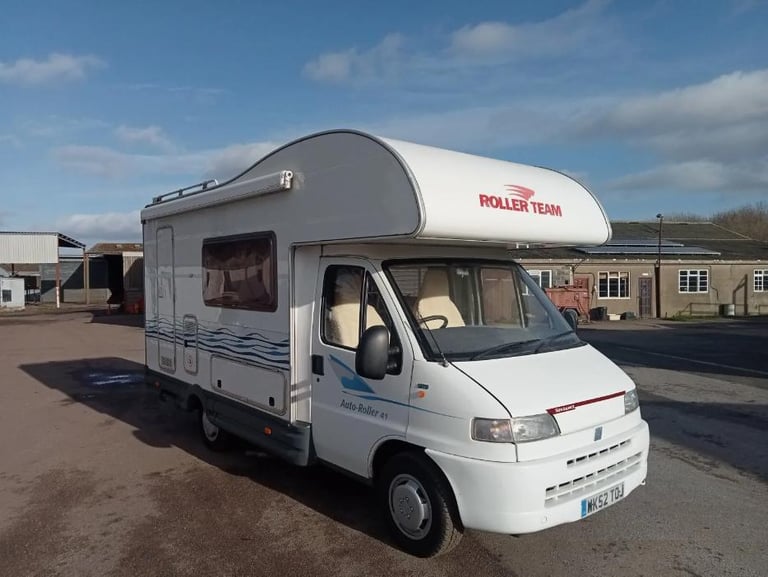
[426,419,649,534]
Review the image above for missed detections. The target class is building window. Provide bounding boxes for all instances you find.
[679,269,709,293]
[527,269,553,289]
[1,290,11,303]
[202,232,276,311]
[598,271,630,299]
[755,270,768,292]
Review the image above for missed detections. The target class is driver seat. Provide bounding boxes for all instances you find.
[415,269,465,329]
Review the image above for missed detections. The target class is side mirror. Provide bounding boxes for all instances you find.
[356,325,390,380]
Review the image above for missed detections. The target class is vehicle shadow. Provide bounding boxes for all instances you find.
[88,311,145,328]
[19,357,391,548]
[639,393,768,482]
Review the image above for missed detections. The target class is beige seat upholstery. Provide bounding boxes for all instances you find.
[327,271,385,348]
[415,269,465,329]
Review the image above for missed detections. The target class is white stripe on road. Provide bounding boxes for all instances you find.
[613,345,768,377]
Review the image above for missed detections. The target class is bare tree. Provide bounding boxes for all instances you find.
[712,201,768,241]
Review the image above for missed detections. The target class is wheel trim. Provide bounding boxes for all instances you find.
[389,474,432,540]
[201,411,219,441]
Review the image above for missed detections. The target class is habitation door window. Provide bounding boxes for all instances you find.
[202,232,276,311]
[598,271,630,299]
[754,270,768,292]
[678,269,709,293]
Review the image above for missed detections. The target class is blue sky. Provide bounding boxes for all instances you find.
[1,0,767,246]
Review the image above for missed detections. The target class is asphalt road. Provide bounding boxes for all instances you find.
[0,312,766,577]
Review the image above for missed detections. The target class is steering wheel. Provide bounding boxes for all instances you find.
[418,315,449,329]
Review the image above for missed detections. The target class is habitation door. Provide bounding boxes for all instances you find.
[156,227,176,372]
[310,258,412,478]
[638,277,652,318]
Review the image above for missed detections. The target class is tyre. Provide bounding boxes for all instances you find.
[198,408,231,451]
[563,308,579,329]
[378,452,463,557]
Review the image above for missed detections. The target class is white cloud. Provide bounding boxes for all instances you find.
[0,134,22,148]
[570,69,768,193]
[56,211,142,241]
[115,125,174,151]
[607,160,768,192]
[451,0,611,59]
[303,51,354,82]
[0,53,104,85]
[53,146,139,177]
[731,0,767,14]
[53,140,278,181]
[303,34,403,83]
[201,142,279,180]
[303,1,613,85]
[590,69,768,136]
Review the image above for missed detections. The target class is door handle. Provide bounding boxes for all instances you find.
[311,355,324,375]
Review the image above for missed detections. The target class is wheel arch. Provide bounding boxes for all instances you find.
[370,438,423,480]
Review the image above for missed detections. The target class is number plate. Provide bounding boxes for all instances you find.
[580,482,625,518]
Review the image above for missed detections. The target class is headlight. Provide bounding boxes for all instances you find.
[472,418,514,442]
[472,414,560,443]
[511,413,560,442]
[624,389,639,414]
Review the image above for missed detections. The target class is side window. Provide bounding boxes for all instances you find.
[202,233,276,311]
[322,266,396,350]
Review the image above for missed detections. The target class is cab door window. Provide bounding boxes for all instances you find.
[321,266,397,352]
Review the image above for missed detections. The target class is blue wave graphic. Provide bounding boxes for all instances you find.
[329,355,459,419]
[145,317,289,370]
[329,355,375,393]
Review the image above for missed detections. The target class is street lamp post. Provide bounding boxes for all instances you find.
[655,213,664,318]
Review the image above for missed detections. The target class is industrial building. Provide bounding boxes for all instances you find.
[3,223,765,318]
[0,232,143,310]
[0,231,86,310]
[514,222,768,319]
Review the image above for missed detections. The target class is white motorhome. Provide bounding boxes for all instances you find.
[141,129,649,557]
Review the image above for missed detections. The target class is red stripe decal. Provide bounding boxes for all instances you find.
[547,391,625,415]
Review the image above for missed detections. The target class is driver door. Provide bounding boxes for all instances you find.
[310,259,412,477]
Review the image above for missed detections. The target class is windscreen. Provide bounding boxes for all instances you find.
[386,261,583,361]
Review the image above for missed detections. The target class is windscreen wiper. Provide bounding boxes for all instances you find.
[470,339,541,361]
[532,331,583,354]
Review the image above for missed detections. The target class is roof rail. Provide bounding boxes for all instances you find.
[151,179,219,204]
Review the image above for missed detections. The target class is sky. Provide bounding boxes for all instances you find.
[1,0,767,247]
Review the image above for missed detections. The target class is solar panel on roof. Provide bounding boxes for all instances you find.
[605,238,684,247]
[577,246,721,256]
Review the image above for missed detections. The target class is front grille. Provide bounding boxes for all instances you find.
[545,451,643,506]
[567,439,631,467]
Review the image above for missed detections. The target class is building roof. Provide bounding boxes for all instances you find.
[0,231,85,264]
[510,221,767,262]
[86,242,143,255]
[611,221,750,241]
[0,231,85,249]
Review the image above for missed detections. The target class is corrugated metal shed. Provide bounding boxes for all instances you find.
[0,232,85,264]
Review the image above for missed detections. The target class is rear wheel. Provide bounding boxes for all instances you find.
[198,409,231,451]
[563,308,579,329]
[378,452,463,557]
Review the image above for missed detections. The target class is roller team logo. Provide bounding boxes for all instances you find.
[479,184,563,217]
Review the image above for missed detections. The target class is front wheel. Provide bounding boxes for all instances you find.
[198,409,231,451]
[378,452,463,557]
